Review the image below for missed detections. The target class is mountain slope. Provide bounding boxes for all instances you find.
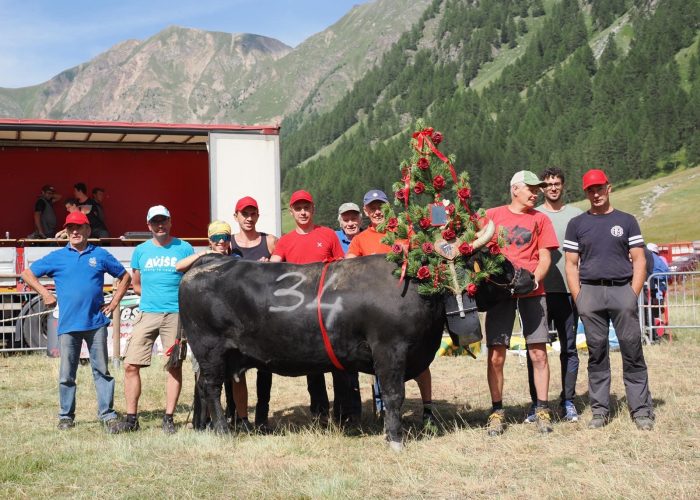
[0,0,433,124]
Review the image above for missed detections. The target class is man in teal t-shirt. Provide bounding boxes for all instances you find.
[116,205,194,434]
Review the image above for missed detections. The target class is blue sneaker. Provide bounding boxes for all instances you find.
[523,403,537,424]
[562,400,579,422]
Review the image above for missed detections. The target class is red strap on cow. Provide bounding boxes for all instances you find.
[317,261,345,370]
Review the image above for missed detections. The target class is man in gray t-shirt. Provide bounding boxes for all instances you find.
[522,167,583,423]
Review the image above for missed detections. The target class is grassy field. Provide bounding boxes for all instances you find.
[2,333,699,499]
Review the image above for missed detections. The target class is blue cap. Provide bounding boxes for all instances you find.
[363,189,389,206]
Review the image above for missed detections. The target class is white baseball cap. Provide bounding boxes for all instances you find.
[146,205,171,222]
[647,243,659,254]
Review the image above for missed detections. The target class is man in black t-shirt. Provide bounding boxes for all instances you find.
[564,169,654,431]
[74,182,109,238]
[32,184,61,238]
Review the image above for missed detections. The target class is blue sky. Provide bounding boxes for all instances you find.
[0,0,364,88]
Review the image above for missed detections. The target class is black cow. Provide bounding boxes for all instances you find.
[177,251,534,449]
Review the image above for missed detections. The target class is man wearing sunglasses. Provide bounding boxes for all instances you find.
[521,167,583,424]
[117,205,194,434]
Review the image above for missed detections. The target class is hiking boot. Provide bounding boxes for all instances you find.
[562,400,579,422]
[162,416,176,435]
[535,407,553,434]
[57,418,74,431]
[112,417,140,433]
[104,418,124,435]
[588,415,608,429]
[422,411,439,435]
[634,416,654,431]
[523,403,537,424]
[234,417,254,434]
[255,420,273,435]
[486,409,506,436]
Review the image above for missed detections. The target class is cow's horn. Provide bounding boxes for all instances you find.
[471,219,495,250]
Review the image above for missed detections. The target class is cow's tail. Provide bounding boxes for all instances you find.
[164,322,187,370]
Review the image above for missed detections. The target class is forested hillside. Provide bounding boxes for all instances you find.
[280,0,700,226]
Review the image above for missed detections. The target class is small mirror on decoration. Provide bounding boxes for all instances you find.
[429,203,447,226]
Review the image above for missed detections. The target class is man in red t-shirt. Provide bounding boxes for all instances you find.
[347,189,436,431]
[483,171,559,436]
[270,190,356,424]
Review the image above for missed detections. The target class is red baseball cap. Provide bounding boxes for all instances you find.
[235,196,259,212]
[64,211,90,227]
[582,169,609,190]
[289,190,313,206]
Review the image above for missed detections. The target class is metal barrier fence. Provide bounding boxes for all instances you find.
[0,291,50,353]
[638,271,700,343]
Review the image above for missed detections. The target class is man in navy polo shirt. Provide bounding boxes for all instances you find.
[564,169,654,431]
[21,212,131,433]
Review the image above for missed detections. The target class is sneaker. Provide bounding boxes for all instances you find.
[535,407,553,434]
[486,409,506,436]
[162,416,176,435]
[588,415,608,429]
[57,417,74,430]
[562,400,579,422]
[523,403,537,424]
[634,416,654,431]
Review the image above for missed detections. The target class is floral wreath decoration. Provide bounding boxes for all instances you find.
[379,119,508,298]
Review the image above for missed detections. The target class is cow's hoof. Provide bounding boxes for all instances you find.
[388,440,404,452]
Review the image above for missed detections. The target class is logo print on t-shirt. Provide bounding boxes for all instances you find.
[317,241,323,248]
[88,257,97,267]
[506,225,532,248]
[610,225,624,237]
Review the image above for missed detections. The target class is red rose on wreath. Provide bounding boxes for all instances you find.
[432,175,445,190]
[391,243,403,255]
[457,187,471,200]
[422,242,434,255]
[467,283,478,297]
[386,217,399,232]
[419,217,431,230]
[470,213,480,223]
[395,189,406,201]
[459,242,473,255]
[446,204,455,215]
[489,244,500,255]
[416,266,431,280]
[413,181,425,195]
[431,131,443,145]
[442,228,456,241]
[417,157,430,170]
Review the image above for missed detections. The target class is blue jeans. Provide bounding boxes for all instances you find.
[59,327,117,422]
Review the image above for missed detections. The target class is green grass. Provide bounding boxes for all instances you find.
[2,335,700,498]
[571,165,700,243]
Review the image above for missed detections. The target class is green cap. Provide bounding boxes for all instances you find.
[510,170,547,187]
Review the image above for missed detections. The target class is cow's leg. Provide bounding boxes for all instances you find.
[201,378,228,434]
[192,374,210,430]
[374,359,406,451]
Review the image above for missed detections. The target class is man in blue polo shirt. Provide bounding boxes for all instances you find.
[21,211,131,433]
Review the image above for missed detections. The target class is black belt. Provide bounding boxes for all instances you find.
[580,278,630,286]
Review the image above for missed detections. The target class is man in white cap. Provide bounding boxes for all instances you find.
[116,205,194,434]
[484,171,558,436]
[335,202,362,253]
[644,242,669,336]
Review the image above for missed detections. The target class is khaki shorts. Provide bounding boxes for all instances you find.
[485,295,549,347]
[123,312,179,366]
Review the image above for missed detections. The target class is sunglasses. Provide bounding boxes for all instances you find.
[210,234,231,243]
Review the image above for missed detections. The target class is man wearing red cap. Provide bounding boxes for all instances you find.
[564,169,654,431]
[270,190,354,424]
[21,212,131,433]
